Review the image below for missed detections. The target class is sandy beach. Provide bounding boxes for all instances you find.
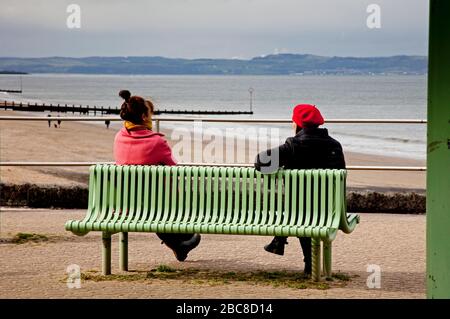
[0,110,425,191]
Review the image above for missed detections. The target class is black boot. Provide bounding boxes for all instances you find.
[157,233,201,262]
[176,233,201,261]
[303,262,312,276]
[299,237,312,275]
[264,236,288,256]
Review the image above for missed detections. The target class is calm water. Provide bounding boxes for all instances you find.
[0,74,427,160]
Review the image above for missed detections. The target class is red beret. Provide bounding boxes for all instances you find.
[292,104,324,128]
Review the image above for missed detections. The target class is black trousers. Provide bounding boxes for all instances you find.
[299,237,312,264]
[273,236,311,264]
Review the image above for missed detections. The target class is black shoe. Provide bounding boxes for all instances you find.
[304,262,312,276]
[264,237,287,256]
[177,233,201,261]
[162,234,201,262]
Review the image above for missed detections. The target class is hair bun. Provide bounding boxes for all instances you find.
[119,90,131,102]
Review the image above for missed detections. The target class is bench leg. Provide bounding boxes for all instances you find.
[311,238,321,281]
[323,240,332,278]
[102,232,112,275]
[119,232,128,271]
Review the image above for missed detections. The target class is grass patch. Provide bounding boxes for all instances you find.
[11,233,49,244]
[79,265,351,290]
[154,265,176,273]
[331,272,351,281]
[80,272,146,282]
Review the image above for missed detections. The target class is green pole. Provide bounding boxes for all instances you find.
[427,0,450,299]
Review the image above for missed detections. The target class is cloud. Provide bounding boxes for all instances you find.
[0,0,429,58]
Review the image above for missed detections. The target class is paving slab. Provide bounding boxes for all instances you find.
[0,208,425,298]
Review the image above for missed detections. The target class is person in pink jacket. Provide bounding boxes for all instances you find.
[114,90,201,261]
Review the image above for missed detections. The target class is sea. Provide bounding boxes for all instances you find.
[0,74,427,161]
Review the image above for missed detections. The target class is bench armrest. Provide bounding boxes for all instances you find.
[339,212,360,234]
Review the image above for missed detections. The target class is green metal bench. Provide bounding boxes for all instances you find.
[65,164,359,281]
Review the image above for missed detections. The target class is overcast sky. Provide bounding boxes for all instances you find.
[0,0,429,59]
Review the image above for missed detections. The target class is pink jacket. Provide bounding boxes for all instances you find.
[114,128,177,166]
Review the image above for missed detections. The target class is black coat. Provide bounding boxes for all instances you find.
[254,127,346,173]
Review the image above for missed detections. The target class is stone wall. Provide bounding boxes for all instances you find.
[0,183,425,214]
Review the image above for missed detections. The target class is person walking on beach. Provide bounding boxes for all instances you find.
[114,90,201,261]
[47,114,51,128]
[254,104,345,275]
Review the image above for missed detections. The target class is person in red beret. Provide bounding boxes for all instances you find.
[254,104,346,276]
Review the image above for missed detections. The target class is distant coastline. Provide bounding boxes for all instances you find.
[0,70,28,75]
[0,54,427,75]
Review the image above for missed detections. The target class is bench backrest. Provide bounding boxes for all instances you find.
[84,165,347,233]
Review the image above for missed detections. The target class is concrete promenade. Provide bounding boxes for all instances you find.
[0,208,425,298]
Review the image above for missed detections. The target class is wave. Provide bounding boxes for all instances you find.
[0,92,44,104]
[332,131,425,145]
[159,121,425,145]
[236,123,425,145]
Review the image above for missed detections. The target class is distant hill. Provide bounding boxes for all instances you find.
[0,70,28,74]
[0,54,427,75]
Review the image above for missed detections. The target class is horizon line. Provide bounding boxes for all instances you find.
[0,52,429,60]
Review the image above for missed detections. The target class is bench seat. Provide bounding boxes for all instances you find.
[65,164,359,281]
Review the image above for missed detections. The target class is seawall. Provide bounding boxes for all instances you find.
[0,183,426,214]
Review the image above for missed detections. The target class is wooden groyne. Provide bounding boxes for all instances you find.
[1,101,253,115]
[0,89,22,93]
